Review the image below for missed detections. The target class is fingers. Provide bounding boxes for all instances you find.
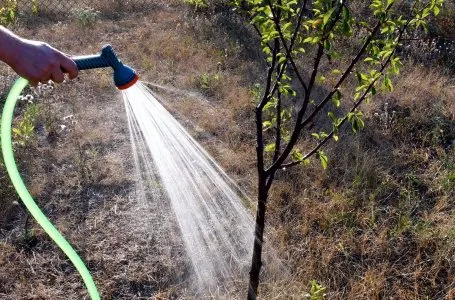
[28,63,64,85]
[42,53,77,84]
[60,54,78,79]
[51,65,65,83]
[9,39,79,86]
[40,44,78,84]
[29,80,39,87]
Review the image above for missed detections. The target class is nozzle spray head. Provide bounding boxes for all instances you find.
[100,45,139,90]
[73,44,139,90]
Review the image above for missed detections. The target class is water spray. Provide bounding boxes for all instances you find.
[1,45,138,300]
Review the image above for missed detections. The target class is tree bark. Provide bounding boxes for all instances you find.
[247,172,268,300]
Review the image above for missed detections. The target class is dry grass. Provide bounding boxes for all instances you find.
[1,1,455,299]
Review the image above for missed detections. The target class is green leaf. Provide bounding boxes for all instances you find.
[262,120,272,131]
[278,56,287,64]
[448,172,455,181]
[303,36,313,43]
[323,8,335,27]
[382,75,393,92]
[341,6,352,36]
[332,90,342,107]
[356,71,366,83]
[324,40,331,51]
[317,151,328,169]
[12,128,21,135]
[352,117,364,132]
[433,6,440,16]
[348,110,365,133]
[291,149,303,161]
[282,22,292,32]
[386,0,394,9]
[265,143,276,153]
[303,35,322,44]
[312,36,321,44]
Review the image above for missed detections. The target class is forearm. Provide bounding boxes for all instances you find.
[0,26,23,67]
[0,27,77,85]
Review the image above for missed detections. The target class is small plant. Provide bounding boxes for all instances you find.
[73,6,99,28]
[184,0,207,10]
[0,0,18,26]
[250,83,262,104]
[197,72,221,95]
[12,102,40,148]
[373,102,397,130]
[31,0,39,15]
[303,280,326,300]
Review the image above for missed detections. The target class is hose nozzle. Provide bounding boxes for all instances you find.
[73,45,138,90]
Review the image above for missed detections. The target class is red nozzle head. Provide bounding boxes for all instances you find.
[117,74,139,90]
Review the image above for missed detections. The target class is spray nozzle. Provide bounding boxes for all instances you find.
[73,44,138,90]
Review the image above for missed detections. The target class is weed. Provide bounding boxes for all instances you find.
[12,102,40,148]
[0,0,18,25]
[373,102,396,131]
[184,0,207,10]
[31,0,39,15]
[197,72,221,96]
[303,280,326,300]
[250,83,262,104]
[393,213,412,236]
[73,7,99,28]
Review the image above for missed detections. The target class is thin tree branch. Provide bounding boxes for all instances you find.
[265,0,310,101]
[299,20,382,129]
[266,91,282,192]
[253,23,273,63]
[269,0,310,94]
[297,2,345,121]
[272,90,282,163]
[266,2,392,174]
[257,40,280,110]
[264,42,324,175]
[265,169,276,191]
[256,38,280,180]
[281,76,379,169]
[282,15,412,169]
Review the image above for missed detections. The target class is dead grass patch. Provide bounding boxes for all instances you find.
[1,1,455,299]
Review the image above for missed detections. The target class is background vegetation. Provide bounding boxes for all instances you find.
[1,0,455,299]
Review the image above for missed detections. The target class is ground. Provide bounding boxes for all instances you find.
[1,1,455,299]
[1,2,260,299]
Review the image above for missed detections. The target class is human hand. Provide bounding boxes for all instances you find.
[5,38,78,86]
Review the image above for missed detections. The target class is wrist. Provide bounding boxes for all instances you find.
[0,27,24,67]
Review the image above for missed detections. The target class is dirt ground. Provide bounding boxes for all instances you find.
[2,1,455,299]
[0,2,262,299]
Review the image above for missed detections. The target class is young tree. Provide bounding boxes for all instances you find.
[232,0,444,298]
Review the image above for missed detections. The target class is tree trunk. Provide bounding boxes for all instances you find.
[248,174,268,300]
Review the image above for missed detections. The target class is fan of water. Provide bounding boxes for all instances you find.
[122,82,254,294]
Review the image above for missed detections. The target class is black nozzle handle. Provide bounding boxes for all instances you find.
[71,45,137,89]
[73,55,110,71]
[72,45,123,71]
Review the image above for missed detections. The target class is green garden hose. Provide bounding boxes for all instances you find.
[1,77,101,300]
